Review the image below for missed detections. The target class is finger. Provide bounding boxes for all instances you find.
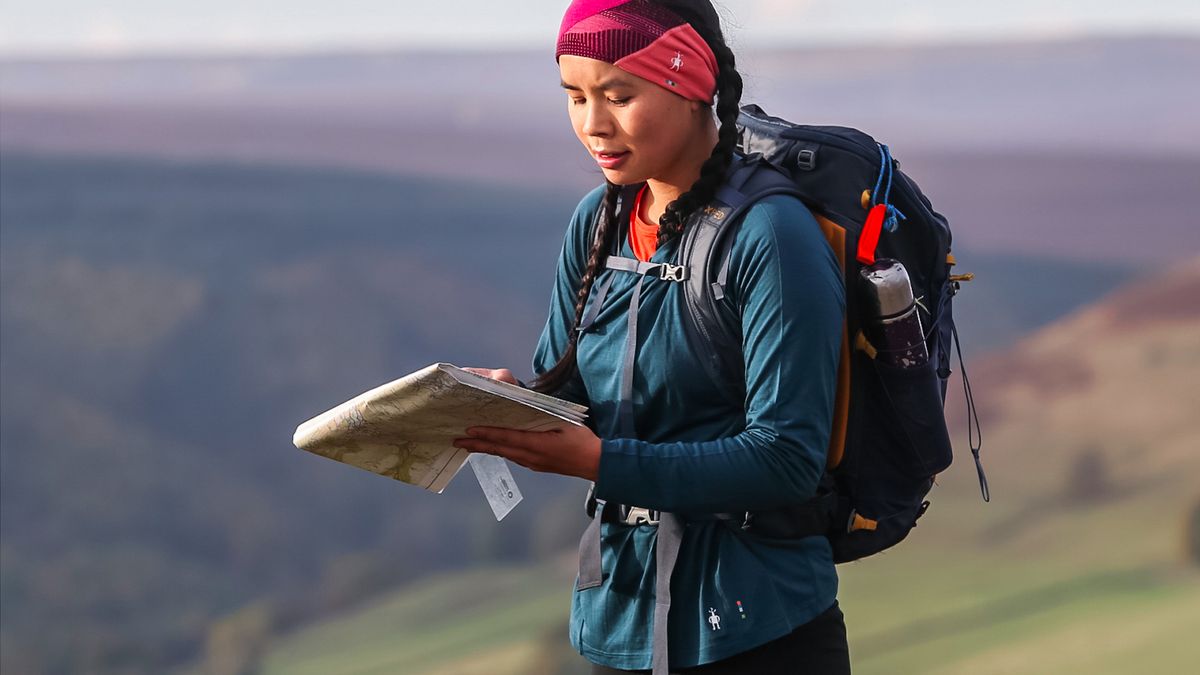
[454,438,545,471]
[466,426,558,450]
[462,367,519,384]
[453,437,514,459]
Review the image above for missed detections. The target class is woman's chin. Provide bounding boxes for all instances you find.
[599,167,644,186]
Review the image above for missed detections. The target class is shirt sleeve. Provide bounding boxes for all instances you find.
[531,184,608,407]
[594,194,846,513]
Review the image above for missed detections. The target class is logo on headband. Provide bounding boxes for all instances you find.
[670,51,683,71]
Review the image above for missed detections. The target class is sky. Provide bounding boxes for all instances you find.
[0,0,1198,57]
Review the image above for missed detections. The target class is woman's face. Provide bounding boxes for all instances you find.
[559,54,709,187]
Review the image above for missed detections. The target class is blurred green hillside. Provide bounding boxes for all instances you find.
[246,259,1200,675]
[0,153,585,674]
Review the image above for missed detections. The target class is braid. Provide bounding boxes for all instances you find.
[531,181,621,394]
[655,2,743,245]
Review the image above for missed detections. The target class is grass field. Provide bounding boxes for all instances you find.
[257,475,1200,675]
[258,562,579,675]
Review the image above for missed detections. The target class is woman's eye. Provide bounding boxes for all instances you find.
[608,97,630,105]
[570,97,586,106]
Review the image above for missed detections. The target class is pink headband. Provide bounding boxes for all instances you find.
[555,0,718,105]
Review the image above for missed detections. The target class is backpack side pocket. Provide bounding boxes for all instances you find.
[867,358,954,479]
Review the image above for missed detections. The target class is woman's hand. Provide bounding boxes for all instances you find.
[462,367,520,385]
[453,424,601,481]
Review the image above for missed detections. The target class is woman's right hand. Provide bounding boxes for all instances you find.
[462,367,521,386]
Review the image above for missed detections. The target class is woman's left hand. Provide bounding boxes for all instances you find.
[453,424,601,481]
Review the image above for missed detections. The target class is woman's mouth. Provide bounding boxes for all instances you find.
[595,151,629,169]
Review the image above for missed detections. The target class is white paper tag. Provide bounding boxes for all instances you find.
[467,453,523,521]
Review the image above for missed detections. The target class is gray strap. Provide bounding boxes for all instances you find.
[578,251,685,673]
[606,256,661,275]
[618,274,648,438]
[652,513,684,675]
[575,505,686,675]
[576,501,605,590]
[578,272,616,334]
[715,245,734,300]
[608,255,689,284]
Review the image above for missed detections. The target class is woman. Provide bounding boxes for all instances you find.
[453,1,849,672]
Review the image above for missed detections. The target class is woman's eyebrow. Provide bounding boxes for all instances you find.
[560,76,633,91]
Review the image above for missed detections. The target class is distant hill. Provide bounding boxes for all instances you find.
[2,37,1199,265]
[247,258,1200,675]
[947,255,1200,488]
[3,36,1196,160]
[945,251,1139,354]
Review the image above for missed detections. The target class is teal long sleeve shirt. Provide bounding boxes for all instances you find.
[533,176,846,669]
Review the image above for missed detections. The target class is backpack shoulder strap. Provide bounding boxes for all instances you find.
[678,154,807,400]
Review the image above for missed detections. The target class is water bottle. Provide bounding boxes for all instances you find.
[860,258,929,368]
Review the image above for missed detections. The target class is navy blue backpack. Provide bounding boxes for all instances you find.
[675,104,989,562]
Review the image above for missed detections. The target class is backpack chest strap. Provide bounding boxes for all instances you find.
[605,256,690,282]
[588,254,690,438]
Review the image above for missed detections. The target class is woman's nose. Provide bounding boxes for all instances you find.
[581,102,613,137]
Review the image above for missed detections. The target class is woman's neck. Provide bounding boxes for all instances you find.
[641,120,720,224]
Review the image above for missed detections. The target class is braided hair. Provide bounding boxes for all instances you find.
[532,0,743,395]
[653,1,743,244]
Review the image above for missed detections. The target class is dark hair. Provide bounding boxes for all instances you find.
[532,0,743,395]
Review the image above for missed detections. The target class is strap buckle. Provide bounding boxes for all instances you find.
[658,263,688,282]
[621,505,660,526]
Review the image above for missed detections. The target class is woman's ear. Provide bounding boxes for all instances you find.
[688,100,715,126]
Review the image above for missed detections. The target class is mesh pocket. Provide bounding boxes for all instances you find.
[863,358,954,479]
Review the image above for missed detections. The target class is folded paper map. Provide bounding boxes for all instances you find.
[292,363,588,494]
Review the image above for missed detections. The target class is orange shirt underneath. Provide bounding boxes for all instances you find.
[629,184,659,262]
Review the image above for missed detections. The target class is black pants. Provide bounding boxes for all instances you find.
[590,601,851,675]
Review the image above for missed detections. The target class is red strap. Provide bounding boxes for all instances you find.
[857,204,887,265]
